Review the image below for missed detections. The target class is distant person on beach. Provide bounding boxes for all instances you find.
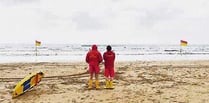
[86,44,103,89]
[103,45,115,88]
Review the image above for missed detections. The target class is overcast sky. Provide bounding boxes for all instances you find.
[0,0,209,44]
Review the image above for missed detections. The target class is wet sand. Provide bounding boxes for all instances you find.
[1,61,209,103]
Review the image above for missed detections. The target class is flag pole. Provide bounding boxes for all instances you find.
[35,45,37,56]
[180,40,188,56]
[180,40,181,56]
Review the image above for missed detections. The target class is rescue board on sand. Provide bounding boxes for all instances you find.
[12,72,44,98]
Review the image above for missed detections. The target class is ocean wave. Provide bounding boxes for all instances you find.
[0,44,209,62]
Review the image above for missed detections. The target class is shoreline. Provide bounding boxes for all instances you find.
[1,60,209,102]
[1,59,209,66]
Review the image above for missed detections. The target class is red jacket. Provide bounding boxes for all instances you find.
[86,45,102,66]
[103,50,115,68]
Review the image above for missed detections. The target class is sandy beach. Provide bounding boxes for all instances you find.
[1,60,209,103]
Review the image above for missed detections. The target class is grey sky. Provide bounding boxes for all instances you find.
[0,0,209,44]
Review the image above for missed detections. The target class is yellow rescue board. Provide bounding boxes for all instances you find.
[12,72,44,98]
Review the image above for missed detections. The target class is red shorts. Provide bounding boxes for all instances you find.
[104,68,115,78]
[88,65,100,74]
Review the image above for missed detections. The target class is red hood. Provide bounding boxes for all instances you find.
[92,45,97,50]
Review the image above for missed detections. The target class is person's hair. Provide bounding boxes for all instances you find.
[106,45,112,51]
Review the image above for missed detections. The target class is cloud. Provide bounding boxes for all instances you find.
[0,0,39,6]
[72,12,106,30]
[0,0,209,44]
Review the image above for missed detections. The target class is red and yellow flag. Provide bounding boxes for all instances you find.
[35,40,41,46]
[180,40,188,46]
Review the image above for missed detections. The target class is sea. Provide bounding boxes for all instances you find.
[1,44,209,63]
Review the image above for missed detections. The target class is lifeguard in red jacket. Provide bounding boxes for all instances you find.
[103,45,115,88]
[86,45,102,89]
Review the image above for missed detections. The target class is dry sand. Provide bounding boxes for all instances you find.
[1,60,209,103]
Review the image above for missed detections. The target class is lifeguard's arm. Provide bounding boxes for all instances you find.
[85,53,89,63]
[113,52,115,61]
[103,53,106,61]
[98,53,103,63]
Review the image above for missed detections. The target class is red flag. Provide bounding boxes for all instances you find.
[180,40,188,46]
[35,40,41,46]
